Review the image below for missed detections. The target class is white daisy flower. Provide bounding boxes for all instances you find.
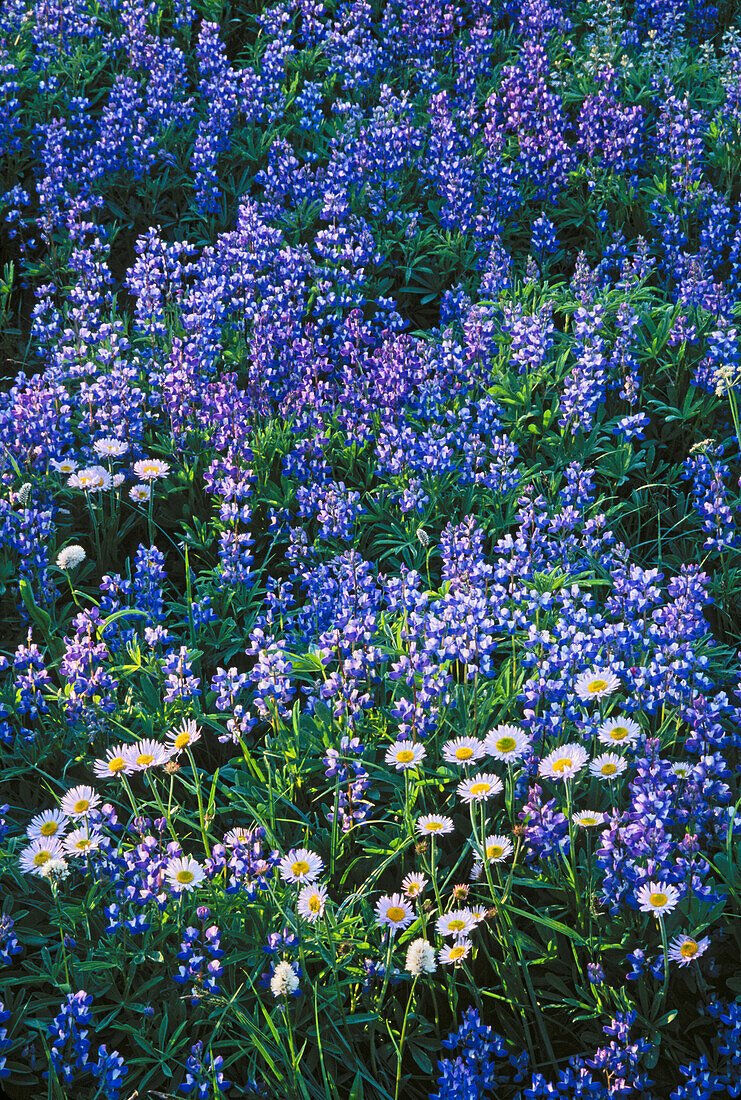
[26,809,69,843]
[297,883,328,923]
[60,785,101,819]
[93,745,134,780]
[401,872,427,899]
[51,457,79,474]
[539,743,589,781]
[597,716,641,747]
[279,848,324,884]
[482,834,514,863]
[636,880,681,917]
[405,938,437,976]
[671,762,694,780]
[167,719,201,754]
[484,724,530,763]
[436,909,475,938]
[416,814,454,836]
[129,484,151,502]
[133,458,170,481]
[19,839,65,875]
[667,933,710,968]
[439,939,471,966]
[64,828,103,856]
[457,773,504,803]
[56,545,86,571]
[93,437,128,458]
[375,893,415,935]
[223,827,253,847]
[385,741,426,770]
[165,855,205,893]
[589,753,627,780]
[442,737,486,767]
[574,668,621,703]
[68,465,112,492]
[123,739,170,772]
[468,905,488,924]
[572,810,605,828]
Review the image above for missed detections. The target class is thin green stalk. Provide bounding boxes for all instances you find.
[394,976,418,1100]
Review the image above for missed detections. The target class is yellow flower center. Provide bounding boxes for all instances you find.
[487,845,504,859]
[580,817,599,826]
[680,940,698,958]
[176,870,194,884]
[40,822,58,837]
[397,749,415,763]
[609,727,628,741]
[424,821,443,832]
[496,737,516,753]
[137,753,154,767]
[649,892,667,908]
[291,860,310,877]
[75,839,92,850]
[588,679,608,694]
[552,757,572,774]
[74,799,90,814]
[108,756,126,773]
[470,782,490,796]
[174,732,190,749]
[309,895,322,912]
[455,746,474,760]
[33,851,52,866]
[449,946,466,960]
[448,919,466,931]
[600,763,618,776]
[386,906,407,923]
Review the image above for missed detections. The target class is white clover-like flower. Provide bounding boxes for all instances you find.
[484,724,530,763]
[574,668,621,703]
[539,743,589,781]
[279,848,324,884]
[271,960,299,998]
[133,458,171,481]
[56,545,86,571]
[457,773,504,803]
[165,855,205,893]
[385,741,426,770]
[37,857,71,882]
[589,753,627,780]
[597,716,641,747]
[405,938,436,976]
[636,880,681,918]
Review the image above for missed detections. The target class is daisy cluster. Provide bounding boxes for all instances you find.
[2,0,741,1095]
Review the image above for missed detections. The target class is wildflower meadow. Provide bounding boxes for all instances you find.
[2,0,741,1096]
